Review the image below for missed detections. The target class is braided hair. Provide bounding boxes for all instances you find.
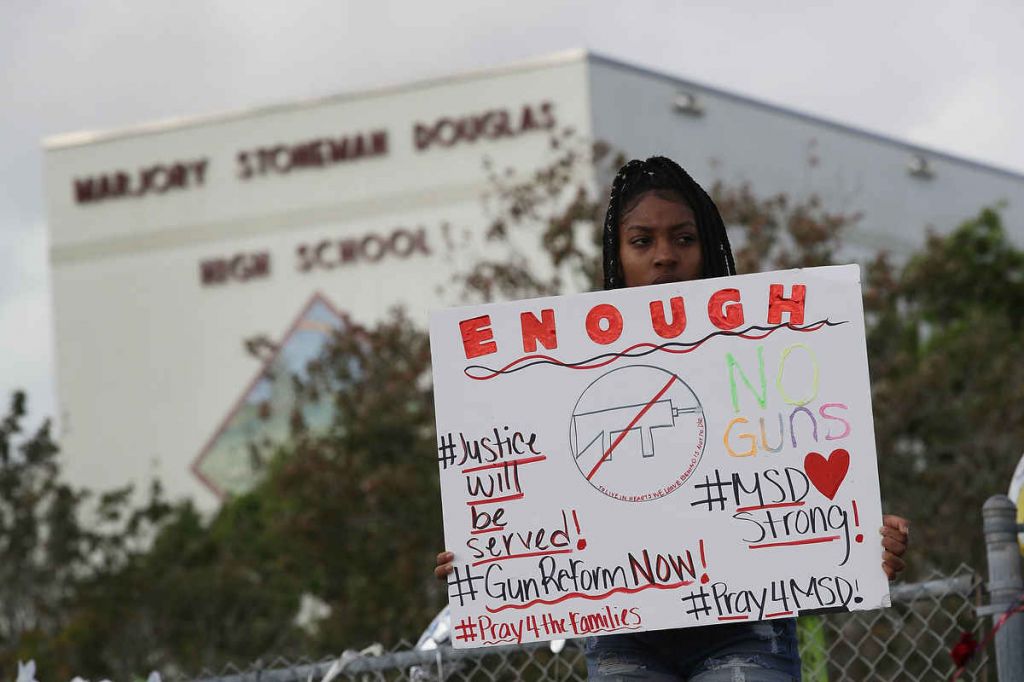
[602,156,736,290]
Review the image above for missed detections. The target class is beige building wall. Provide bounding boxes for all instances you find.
[45,53,594,510]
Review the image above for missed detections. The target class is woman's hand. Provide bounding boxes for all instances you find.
[435,551,455,581]
[880,515,910,580]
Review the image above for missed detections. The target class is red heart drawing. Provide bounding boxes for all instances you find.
[804,448,850,500]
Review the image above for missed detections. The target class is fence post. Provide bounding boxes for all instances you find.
[983,494,1024,680]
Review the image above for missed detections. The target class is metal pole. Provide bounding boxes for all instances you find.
[983,495,1024,680]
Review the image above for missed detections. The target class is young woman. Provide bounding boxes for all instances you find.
[436,156,910,681]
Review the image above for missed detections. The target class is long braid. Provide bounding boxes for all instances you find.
[602,156,736,290]
[602,160,647,290]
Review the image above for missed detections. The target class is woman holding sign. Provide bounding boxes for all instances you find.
[437,156,910,680]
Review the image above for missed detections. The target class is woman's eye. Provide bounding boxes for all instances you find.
[630,237,651,246]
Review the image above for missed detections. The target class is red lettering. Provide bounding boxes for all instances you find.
[237,151,253,179]
[339,239,358,263]
[191,159,209,185]
[314,240,335,268]
[390,230,414,257]
[709,289,744,330]
[97,175,113,200]
[228,254,244,279]
[255,148,273,174]
[114,172,129,197]
[166,164,186,190]
[351,135,366,159]
[539,101,556,129]
[471,505,506,530]
[371,130,388,156]
[200,251,270,285]
[329,136,350,161]
[251,252,270,277]
[411,228,431,255]
[437,119,458,147]
[135,169,153,195]
[296,245,313,272]
[296,229,427,274]
[519,105,538,133]
[273,146,291,172]
[73,178,96,203]
[414,124,432,151]
[466,114,486,142]
[520,309,557,352]
[292,141,323,168]
[586,304,624,345]
[767,284,806,326]
[415,104,557,152]
[200,259,228,285]
[460,315,497,359]
[75,159,209,202]
[650,297,687,339]
[492,110,512,137]
[361,235,385,261]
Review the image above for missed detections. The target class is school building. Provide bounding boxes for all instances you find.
[43,50,1024,509]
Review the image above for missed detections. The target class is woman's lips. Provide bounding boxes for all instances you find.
[651,274,682,285]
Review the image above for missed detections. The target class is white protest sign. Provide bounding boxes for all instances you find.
[1010,453,1024,551]
[429,265,890,648]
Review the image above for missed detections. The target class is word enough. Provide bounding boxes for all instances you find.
[459,284,807,359]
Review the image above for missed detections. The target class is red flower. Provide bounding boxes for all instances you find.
[950,631,978,667]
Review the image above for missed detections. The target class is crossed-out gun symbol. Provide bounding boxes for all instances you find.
[571,399,703,462]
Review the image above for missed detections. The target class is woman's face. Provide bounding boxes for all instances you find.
[618,191,703,287]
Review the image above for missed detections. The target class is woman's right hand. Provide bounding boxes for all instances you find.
[435,551,454,581]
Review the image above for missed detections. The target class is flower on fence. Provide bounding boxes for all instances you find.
[950,592,1024,681]
[949,632,978,667]
[317,645,384,682]
[16,661,38,682]
[293,592,332,636]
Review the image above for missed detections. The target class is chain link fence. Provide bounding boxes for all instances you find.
[180,564,989,682]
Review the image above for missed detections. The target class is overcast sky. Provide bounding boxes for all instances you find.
[2,0,1022,426]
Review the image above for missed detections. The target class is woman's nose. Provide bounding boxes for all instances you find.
[653,240,678,266]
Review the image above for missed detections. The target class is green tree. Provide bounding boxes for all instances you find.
[0,391,172,680]
[39,309,442,678]
[866,207,1024,574]
[7,135,1017,677]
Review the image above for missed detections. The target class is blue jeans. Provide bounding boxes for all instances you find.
[584,620,801,681]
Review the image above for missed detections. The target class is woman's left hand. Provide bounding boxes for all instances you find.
[880,514,910,580]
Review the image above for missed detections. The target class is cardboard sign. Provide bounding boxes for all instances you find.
[429,265,890,648]
[1010,453,1024,552]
